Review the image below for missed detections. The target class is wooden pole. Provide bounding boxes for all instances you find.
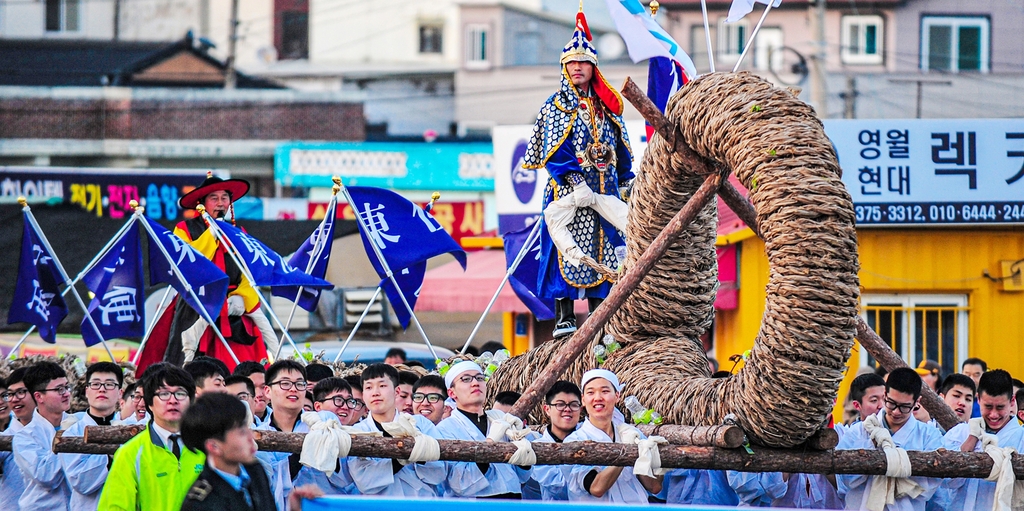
[52,431,119,455]
[635,424,745,448]
[72,426,1024,479]
[508,170,725,419]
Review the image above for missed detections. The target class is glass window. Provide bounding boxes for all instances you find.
[279,12,309,60]
[861,294,968,377]
[420,25,443,54]
[921,16,989,73]
[465,25,490,69]
[841,15,884,65]
[45,0,80,32]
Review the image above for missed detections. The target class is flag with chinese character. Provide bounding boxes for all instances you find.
[504,223,556,321]
[144,216,229,323]
[346,186,467,328]
[8,213,68,343]
[215,220,334,290]
[272,199,338,311]
[80,222,144,347]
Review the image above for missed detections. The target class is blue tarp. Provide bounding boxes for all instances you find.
[302,496,799,511]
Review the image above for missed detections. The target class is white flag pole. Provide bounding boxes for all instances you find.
[733,1,774,72]
[278,182,339,360]
[339,184,441,361]
[136,206,240,365]
[9,197,138,357]
[331,286,382,364]
[198,207,306,365]
[21,201,122,362]
[131,285,174,366]
[460,219,544,355]
[700,0,716,72]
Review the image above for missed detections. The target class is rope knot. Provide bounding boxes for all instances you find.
[382,413,441,464]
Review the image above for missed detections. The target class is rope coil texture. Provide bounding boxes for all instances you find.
[489,72,861,448]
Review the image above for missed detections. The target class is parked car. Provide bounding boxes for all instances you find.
[278,340,454,369]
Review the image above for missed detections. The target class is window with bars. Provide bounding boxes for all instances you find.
[861,294,969,377]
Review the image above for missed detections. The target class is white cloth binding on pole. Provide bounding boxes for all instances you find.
[381,413,441,464]
[300,411,354,473]
[617,423,667,477]
[485,410,533,442]
[862,414,924,511]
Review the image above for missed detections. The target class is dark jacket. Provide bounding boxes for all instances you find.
[180,461,275,511]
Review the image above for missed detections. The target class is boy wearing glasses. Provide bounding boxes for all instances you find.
[293,377,359,496]
[942,369,1024,511]
[258,360,310,511]
[437,361,530,498]
[98,365,203,511]
[13,361,72,511]
[533,380,582,501]
[1,367,34,510]
[348,363,445,497]
[59,362,123,511]
[411,375,447,425]
[837,367,942,510]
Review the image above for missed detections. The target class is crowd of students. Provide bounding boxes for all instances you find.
[0,352,1015,511]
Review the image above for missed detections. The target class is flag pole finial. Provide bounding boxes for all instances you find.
[650,0,660,16]
[130,199,143,214]
[17,196,26,206]
[332,176,342,196]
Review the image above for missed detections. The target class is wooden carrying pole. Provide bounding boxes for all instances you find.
[69,425,1024,479]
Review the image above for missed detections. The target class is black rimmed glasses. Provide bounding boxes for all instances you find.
[155,390,190,402]
[457,374,487,384]
[87,381,120,391]
[547,401,582,412]
[412,393,445,404]
[318,396,362,409]
[884,398,914,414]
[1,388,29,401]
[268,380,308,391]
[41,385,70,395]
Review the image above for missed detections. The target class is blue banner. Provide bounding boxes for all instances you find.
[144,216,229,323]
[81,222,145,346]
[216,220,334,290]
[8,212,68,343]
[272,199,338,311]
[504,223,555,321]
[347,186,467,329]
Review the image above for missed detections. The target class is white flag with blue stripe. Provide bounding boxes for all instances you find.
[726,0,782,23]
[604,0,697,80]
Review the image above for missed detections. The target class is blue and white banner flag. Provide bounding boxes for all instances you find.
[605,0,697,79]
[81,223,145,346]
[144,216,229,323]
[216,220,334,290]
[272,200,338,311]
[504,224,555,321]
[346,186,467,328]
[382,261,428,329]
[726,0,781,23]
[8,213,68,343]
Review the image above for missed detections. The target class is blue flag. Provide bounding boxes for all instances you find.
[81,223,145,347]
[8,213,68,343]
[271,201,338,311]
[504,223,556,321]
[346,186,467,328]
[144,216,229,323]
[646,57,687,138]
[382,261,428,330]
[216,220,334,290]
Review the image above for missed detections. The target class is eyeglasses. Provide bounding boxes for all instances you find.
[457,374,487,384]
[884,398,914,414]
[235,392,252,401]
[318,396,362,409]
[87,381,120,391]
[41,385,70,395]
[547,401,582,412]
[1,388,30,401]
[130,394,145,402]
[155,390,190,402]
[412,393,445,404]
[268,380,308,391]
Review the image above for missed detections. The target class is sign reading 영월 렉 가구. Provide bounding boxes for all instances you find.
[824,119,1024,226]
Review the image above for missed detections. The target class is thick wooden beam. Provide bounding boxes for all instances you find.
[635,424,745,448]
[52,432,119,455]
[620,77,717,176]
[73,426,1024,479]
[84,424,145,444]
[509,170,726,419]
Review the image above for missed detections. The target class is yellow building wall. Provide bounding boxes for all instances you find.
[715,227,1024,421]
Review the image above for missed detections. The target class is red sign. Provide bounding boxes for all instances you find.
[308,201,485,245]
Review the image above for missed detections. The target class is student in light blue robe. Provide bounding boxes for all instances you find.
[58,362,124,511]
[661,469,738,506]
[13,362,73,511]
[348,364,445,497]
[437,361,531,498]
[564,369,662,504]
[255,360,310,511]
[531,380,582,501]
[1,367,34,511]
[942,369,1024,511]
[727,471,787,506]
[837,368,943,511]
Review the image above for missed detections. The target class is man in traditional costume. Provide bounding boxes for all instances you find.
[522,6,633,338]
[140,173,279,372]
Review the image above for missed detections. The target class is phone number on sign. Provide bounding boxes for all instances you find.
[854,202,1024,224]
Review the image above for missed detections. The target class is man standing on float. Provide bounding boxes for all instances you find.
[522,5,633,339]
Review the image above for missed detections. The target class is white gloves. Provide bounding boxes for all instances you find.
[573,182,596,207]
[228,295,246,316]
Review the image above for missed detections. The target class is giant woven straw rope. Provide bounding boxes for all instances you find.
[490,72,861,448]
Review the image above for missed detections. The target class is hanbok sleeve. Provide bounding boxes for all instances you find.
[349,456,397,494]
[941,424,971,491]
[12,427,64,489]
[907,425,944,501]
[726,470,786,505]
[437,420,488,496]
[835,425,870,497]
[546,137,583,186]
[59,420,109,496]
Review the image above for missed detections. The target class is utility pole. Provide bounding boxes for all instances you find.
[808,0,828,117]
[224,0,240,90]
[888,78,952,118]
[113,0,120,40]
[840,75,857,118]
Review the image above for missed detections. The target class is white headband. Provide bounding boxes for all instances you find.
[581,369,622,392]
[445,361,483,388]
